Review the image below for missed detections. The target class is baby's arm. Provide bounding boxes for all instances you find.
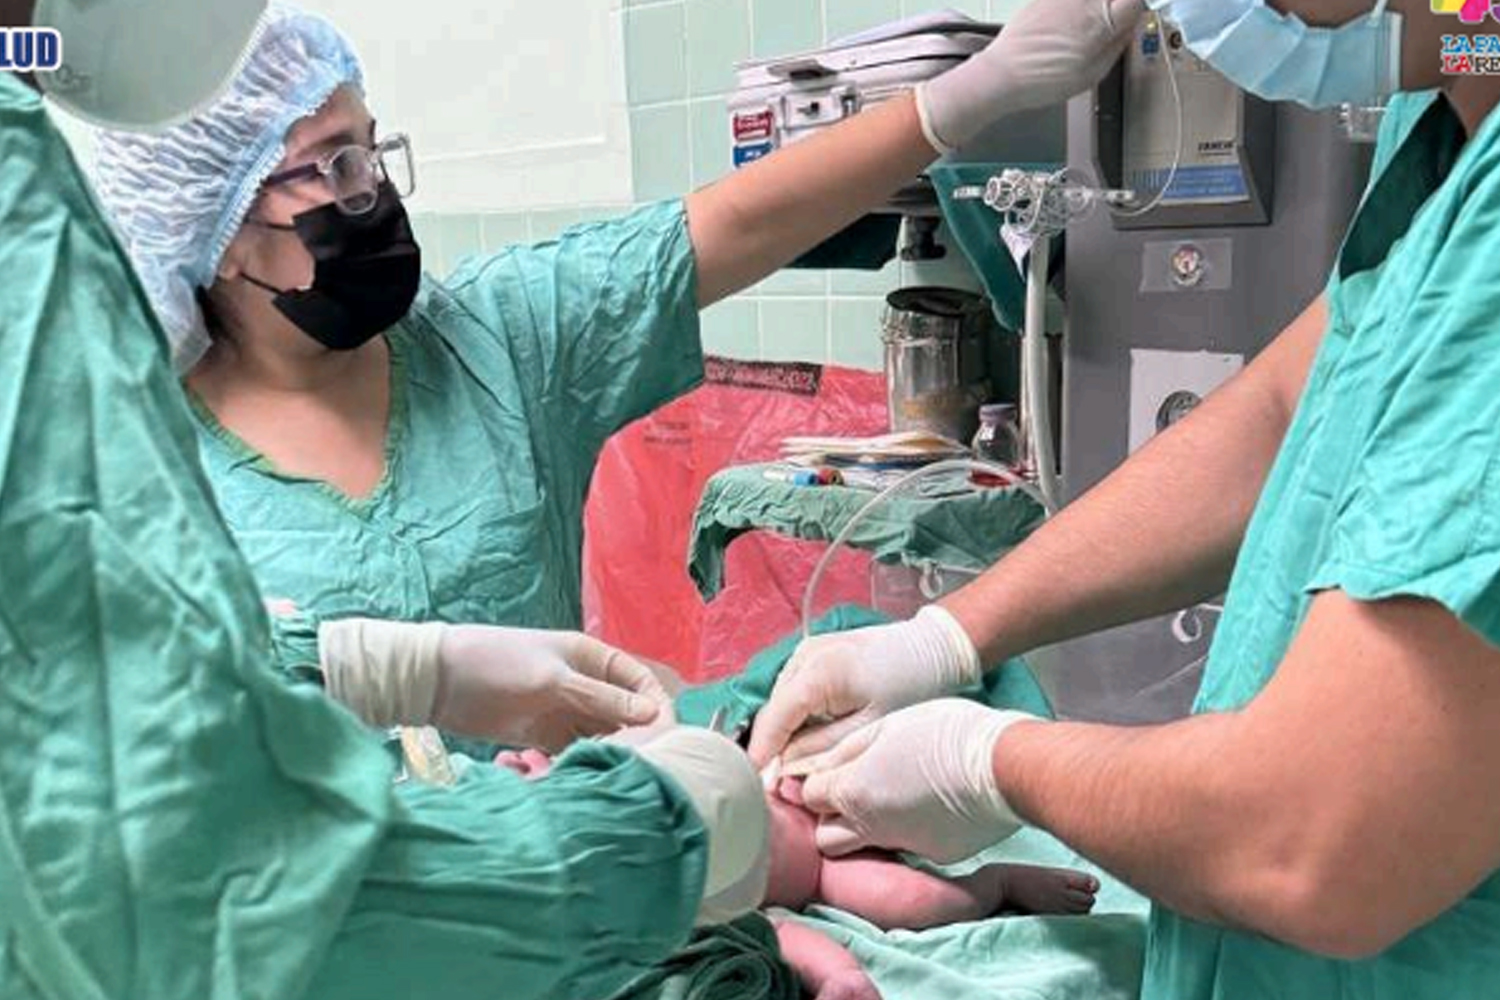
[773,919,881,1000]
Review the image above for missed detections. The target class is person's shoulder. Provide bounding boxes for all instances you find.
[0,74,42,114]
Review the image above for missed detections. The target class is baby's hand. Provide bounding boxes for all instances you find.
[493,748,554,780]
[776,776,806,807]
[815,969,882,1000]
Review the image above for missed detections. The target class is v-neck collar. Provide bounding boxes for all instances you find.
[1339,94,1468,281]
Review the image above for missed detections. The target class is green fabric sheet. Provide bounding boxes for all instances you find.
[611,916,798,1000]
[689,467,1044,600]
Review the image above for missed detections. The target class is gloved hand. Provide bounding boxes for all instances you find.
[794,699,1042,863]
[636,727,771,926]
[319,619,670,750]
[747,605,983,768]
[916,0,1146,153]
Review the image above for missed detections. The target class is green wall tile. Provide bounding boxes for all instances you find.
[830,299,888,370]
[990,0,1030,21]
[825,0,902,43]
[690,99,732,187]
[752,0,822,58]
[630,105,692,201]
[425,214,484,279]
[759,298,828,362]
[626,4,689,105]
[529,208,601,242]
[830,257,902,295]
[686,0,752,96]
[701,297,760,358]
[902,0,986,18]
[757,269,828,296]
[480,213,531,251]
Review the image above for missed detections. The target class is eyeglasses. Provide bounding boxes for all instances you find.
[260,133,415,216]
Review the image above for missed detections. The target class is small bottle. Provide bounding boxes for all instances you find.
[970,403,1026,487]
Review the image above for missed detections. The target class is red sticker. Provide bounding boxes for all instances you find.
[733,109,774,142]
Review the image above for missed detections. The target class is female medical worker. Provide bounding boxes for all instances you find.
[755,2,1500,998]
[87,0,1143,749]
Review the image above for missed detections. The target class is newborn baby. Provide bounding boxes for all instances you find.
[496,748,1099,1000]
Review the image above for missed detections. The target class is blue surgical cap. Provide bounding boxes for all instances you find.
[91,2,364,372]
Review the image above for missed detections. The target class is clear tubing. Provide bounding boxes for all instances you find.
[801,459,1054,640]
[1023,233,1061,513]
[1110,14,1184,219]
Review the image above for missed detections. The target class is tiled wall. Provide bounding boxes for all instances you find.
[414,0,1030,370]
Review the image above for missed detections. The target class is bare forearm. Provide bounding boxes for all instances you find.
[997,716,1276,931]
[998,589,1500,961]
[686,94,936,307]
[944,296,1328,664]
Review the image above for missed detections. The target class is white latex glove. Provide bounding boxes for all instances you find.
[794,699,1041,864]
[916,0,1146,153]
[319,619,670,750]
[636,727,771,926]
[747,605,982,768]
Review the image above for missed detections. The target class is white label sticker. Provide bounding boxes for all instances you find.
[1128,348,1243,453]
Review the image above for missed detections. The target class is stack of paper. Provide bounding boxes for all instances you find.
[782,431,970,467]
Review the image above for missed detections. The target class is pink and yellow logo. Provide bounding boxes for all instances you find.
[1435,0,1500,25]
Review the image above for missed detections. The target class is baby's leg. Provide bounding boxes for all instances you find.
[816,854,1099,931]
[773,919,881,1000]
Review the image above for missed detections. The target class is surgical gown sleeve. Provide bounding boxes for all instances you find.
[441,201,705,455]
[308,743,708,1000]
[0,76,706,1000]
[1306,143,1500,648]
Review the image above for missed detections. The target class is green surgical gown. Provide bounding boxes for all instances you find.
[190,200,705,672]
[0,74,707,1000]
[1143,90,1500,999]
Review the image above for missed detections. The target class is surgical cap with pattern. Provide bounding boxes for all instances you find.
[92,2,364,372]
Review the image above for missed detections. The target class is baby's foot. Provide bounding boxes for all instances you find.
[999,864,1099,915]
[814,969,882,1000]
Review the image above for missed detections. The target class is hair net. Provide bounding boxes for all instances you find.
[91,2,364,372]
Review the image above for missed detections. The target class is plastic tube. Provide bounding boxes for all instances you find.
[801,459,1054,640]
[1022,234,1061,513]
[1110,16,1184,220]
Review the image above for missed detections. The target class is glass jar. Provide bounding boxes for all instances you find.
[970,403,1027,487]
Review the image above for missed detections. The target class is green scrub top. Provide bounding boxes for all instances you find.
[0,74,707,1000]
[191,202,705,671]
[1144,91,1500,999]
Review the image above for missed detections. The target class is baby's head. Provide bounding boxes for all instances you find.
[764,781,821,909]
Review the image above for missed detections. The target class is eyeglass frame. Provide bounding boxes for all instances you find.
[259,132,415,213]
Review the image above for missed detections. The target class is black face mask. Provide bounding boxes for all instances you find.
[243,181,422,351]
